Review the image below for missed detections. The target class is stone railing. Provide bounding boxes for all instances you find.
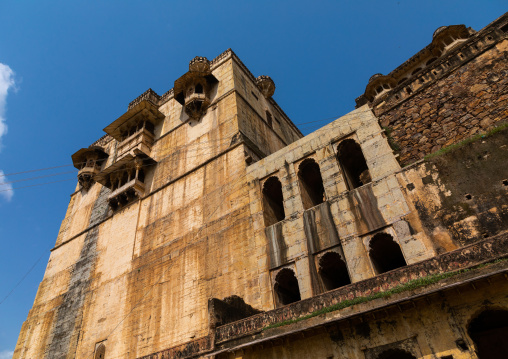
[128,88,160,110]
[108,178,145,201]
[117,128,155,160]
[214,233,508,343]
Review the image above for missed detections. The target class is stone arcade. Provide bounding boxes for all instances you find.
[14,12,508,359]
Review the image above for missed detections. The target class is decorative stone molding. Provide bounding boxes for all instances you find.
[71,146,108,190]
[256,75,276,98]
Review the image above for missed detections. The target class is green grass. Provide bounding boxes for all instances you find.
[424,122,508,160]
[383,126,401,152]
[262,258,506,331]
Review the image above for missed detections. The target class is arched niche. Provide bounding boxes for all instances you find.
[262,176,285,227]
[298,158,325,210]
[318,251,351,291]
[369,233,407,274]
[274,268,301,306]
[468,309,508,358]
[337,139,371,190]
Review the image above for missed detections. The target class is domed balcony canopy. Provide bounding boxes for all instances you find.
[431,24,471,56]
[256,75,275,98]
[364,74,397,102]
[174,56,218,119]
[71,146,108,170]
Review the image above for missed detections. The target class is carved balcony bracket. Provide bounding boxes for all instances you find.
[71,146,108,190]
[174,56,218,120]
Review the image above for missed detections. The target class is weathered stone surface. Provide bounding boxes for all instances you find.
[14,13,508,359]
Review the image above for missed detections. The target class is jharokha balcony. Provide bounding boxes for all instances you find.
[71,146,108,190]
[103,96,164,161]
[95,154,151,211]
[116,126,155,161]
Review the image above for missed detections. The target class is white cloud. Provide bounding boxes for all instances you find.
[0,63,15,145]
[0,63,15,202]
[0,350,13,359]
[0,170,13,201]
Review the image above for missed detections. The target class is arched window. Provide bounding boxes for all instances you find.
[195,83,203,94]
[318,252,351,291]
[369,233,407,274]
[337,139,371,190]
[378,348,416,359]
[262,176,285,227]
[298,158,325,210]
[95,343,106,359]
[468,309,508,358]
[274,268,301,306]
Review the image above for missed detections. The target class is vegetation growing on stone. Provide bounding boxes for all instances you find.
[263,258,506,331]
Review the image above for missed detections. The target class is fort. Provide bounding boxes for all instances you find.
[14,12,508,359]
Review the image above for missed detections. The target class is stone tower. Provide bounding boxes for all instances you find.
[15,12,508,359]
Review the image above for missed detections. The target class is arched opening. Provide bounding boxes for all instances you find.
[378,348,416,359]
[468,309,508,358]
[369,233,407,274]
[95,343,106,359]
[318,252,351,291]
[274,268,301,306]
[298,158,325,210]
[337,139,371,190]
[411,67,422,75]
[195,83,203,94]
[262,176,285,227]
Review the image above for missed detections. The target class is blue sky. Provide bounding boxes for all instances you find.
[0,1,505,356]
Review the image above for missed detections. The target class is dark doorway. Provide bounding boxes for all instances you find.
[369,233,407,274]
[274,268,301,306]
[262,176,285,227]
[378,348,416,359]
[318,252,351,291]
[468,309,508,358]
[298,158,325,210]
[337,139,371,190]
